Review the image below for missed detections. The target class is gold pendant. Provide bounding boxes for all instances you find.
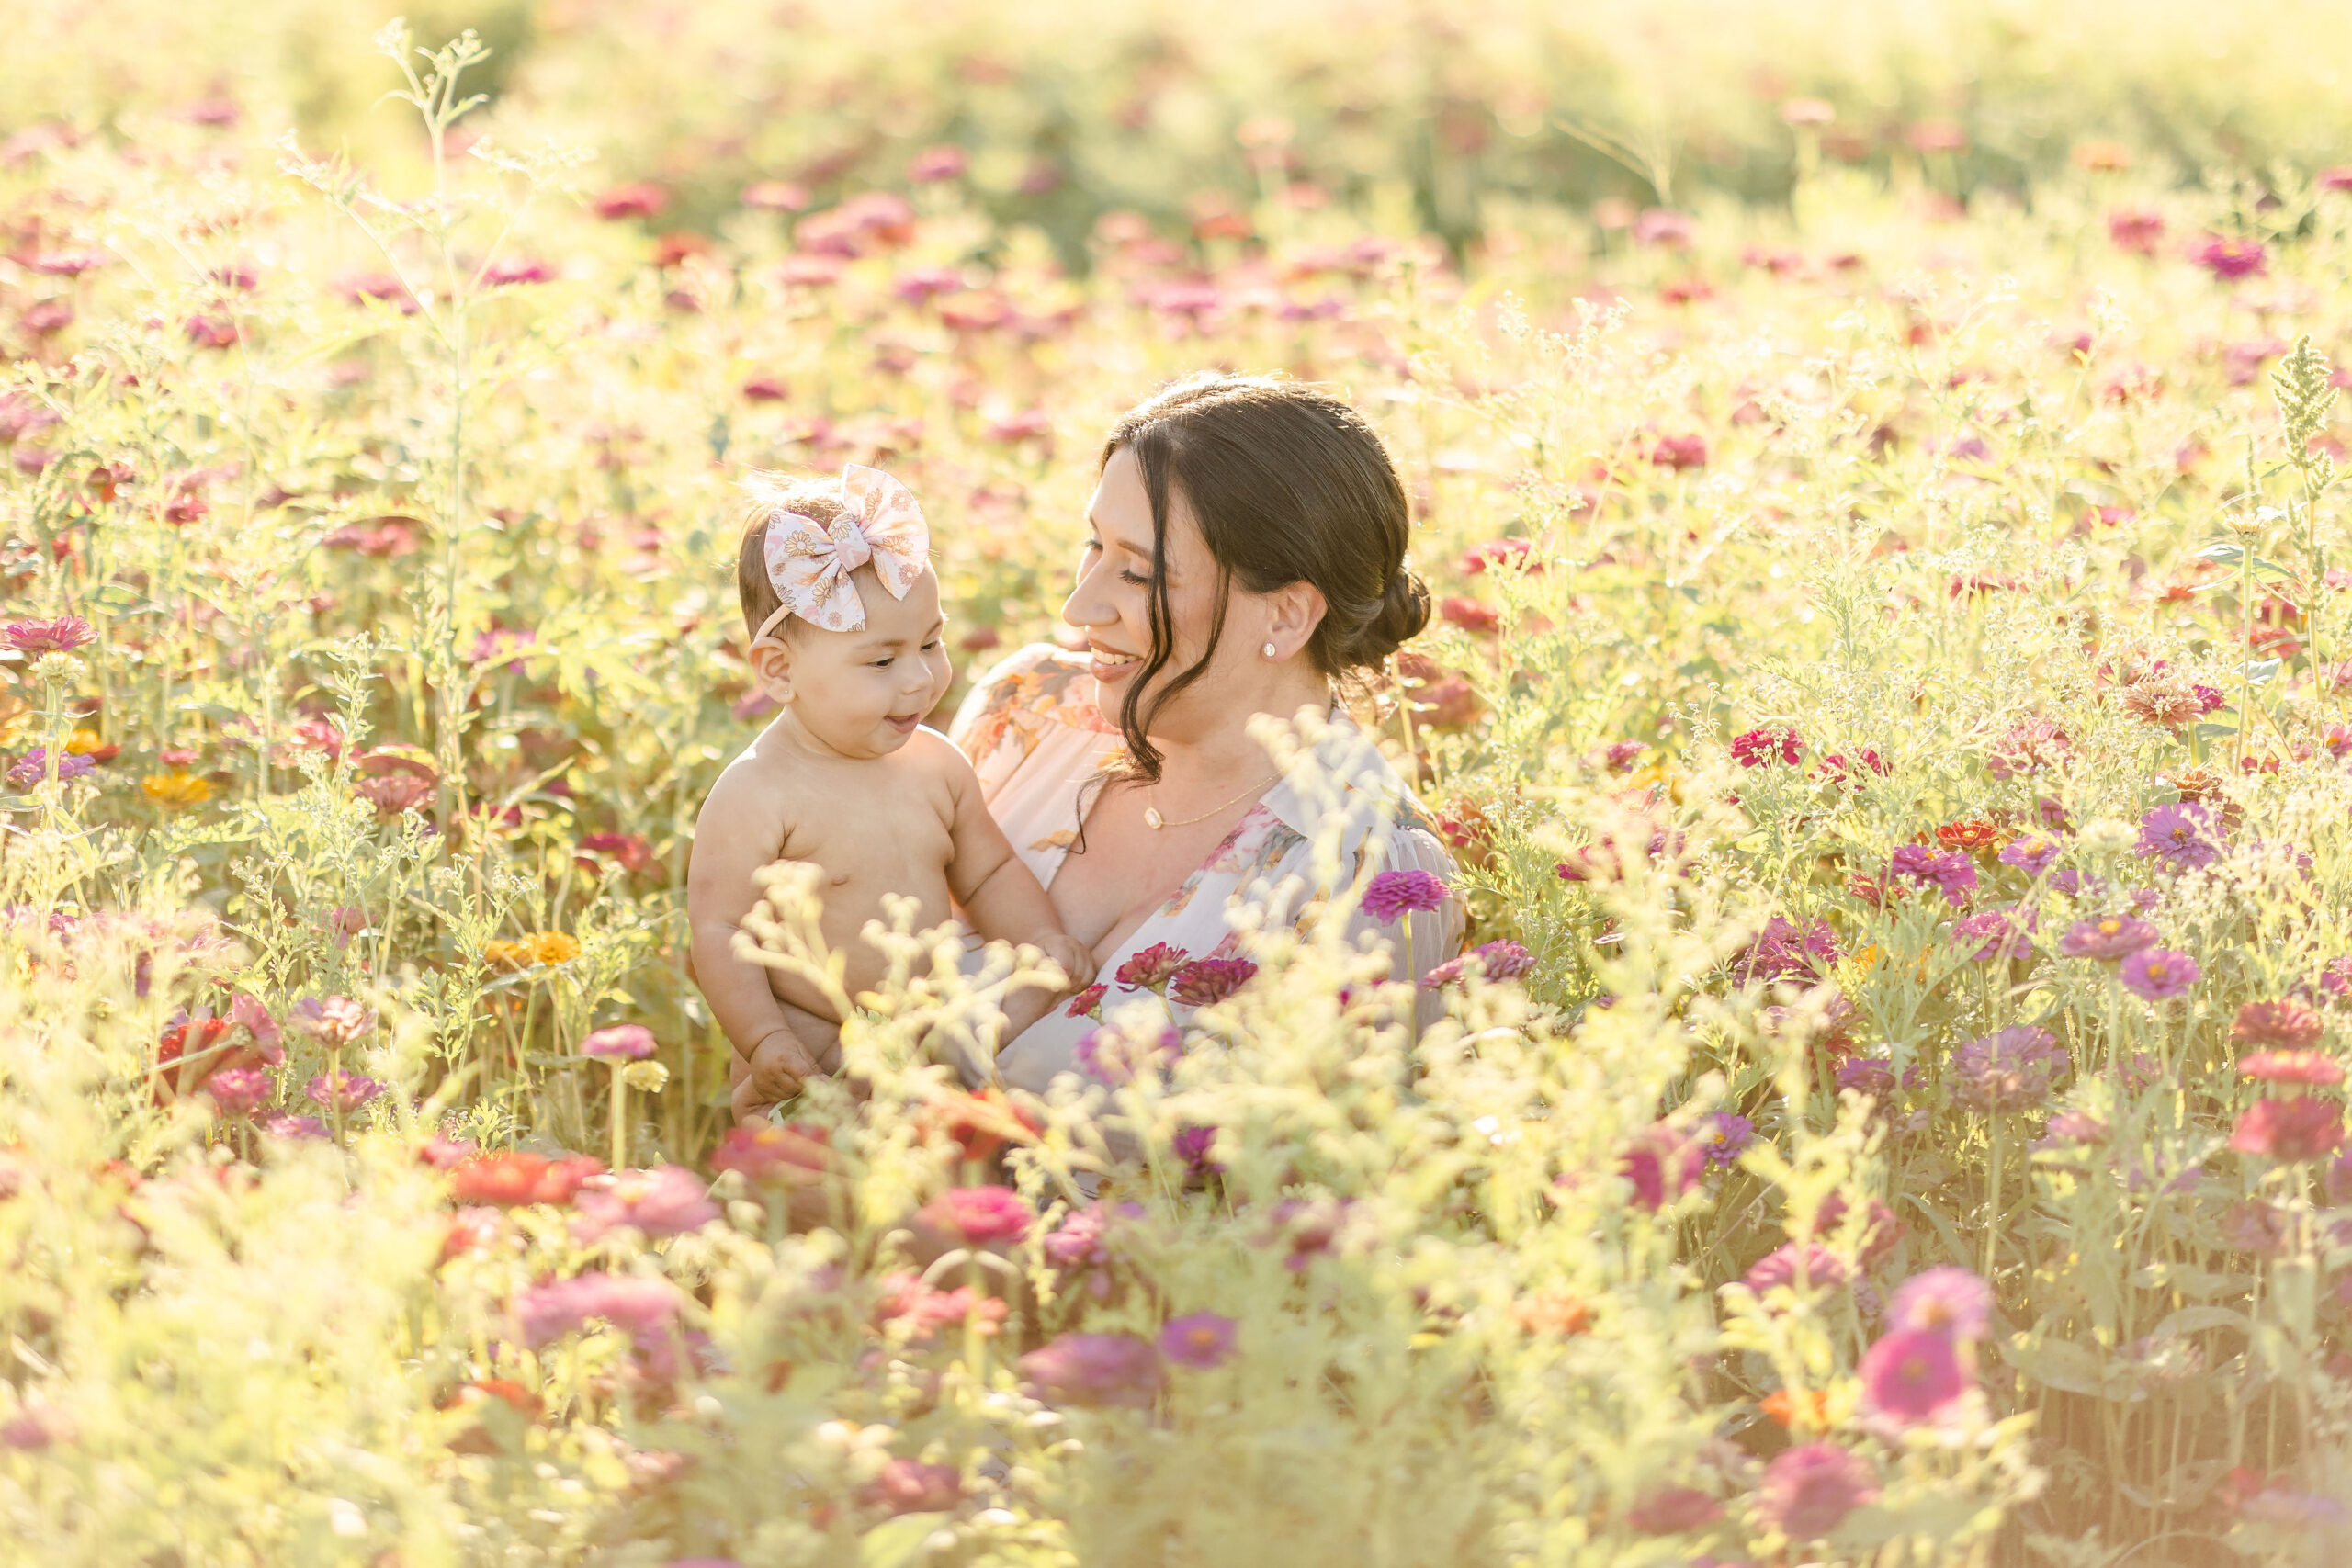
[1143,806,1165,829]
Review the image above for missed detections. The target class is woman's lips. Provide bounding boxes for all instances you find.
[1090,645,1142,681]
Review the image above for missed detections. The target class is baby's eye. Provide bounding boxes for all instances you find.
[922,637,943,651]
[870,655,895,668]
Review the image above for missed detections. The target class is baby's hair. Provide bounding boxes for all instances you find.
[734,469,846,642]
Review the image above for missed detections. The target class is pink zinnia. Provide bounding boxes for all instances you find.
[2239,1052,2344,1087]
[1729,725,1801,768]
[1745,1243,1848,1295]
[1361,868,1448,921]
[2108,209,2165,254]
[2233,999,2323,1050]
[919,1184,1033,1246]
[2057,916,2158,961]
[1887,1266,1993,1341]
[1159,1311,1238,1369]
[581,1023,657,1061]
[591,182,669,220]
[1621,1123,1703,1211]
[1168,957,1257,1008]
[571,1166,723,1241]
[2193,235,2267,279]
[861,1457,962,1515]
[1017,1332,1164,1408]
[1859,1326,1968,1422]
[1756,1442,1878,1540]
[4,616,96,654]
[305,1071,383,1113]
[1114,942,1189,990]
[2229,1098,2346,1162]
[2119,947,2199,1000]
[206,1066,275,1116]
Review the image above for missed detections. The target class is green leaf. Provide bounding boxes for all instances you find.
[2195,541,2245,565]
[2148,1304,2246,1341]
[2240,659,2281,686]
[85,584,142,611]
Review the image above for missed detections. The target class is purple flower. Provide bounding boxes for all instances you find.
[2119,947,2199,1000]
[1889,845,1978,907]
[1261,1198,1351,1271]
[571,1166,722,1242]
[1744,1243,1849,1295]
[1859,1326,1968,1422]
[2056,916,2158,961]
[1734,916,1842,985]
[1951,903,2036,961]
[289,996,377,1046]
[1159,1311,1238,1369]
[1696,1112,1755,1168]
[1950,1026,2064,1112]
[1017,1333,1164,1407]
[3,616,96,653]
[1756,1442,1878,1540]
[2136,803,2222,872]
[305,1071,383,1113]
[1887,1267,1993,1340]
[1996,836,2064,877]
[1361,868,1447,921]
[1171,1122,1223,1177]
[1168,957,1257,1008]
[581,1023,657,1060]
[206,1066,274,1115]
[2192,234,2267,279]
[513,1271,683,1350]
[7,750,96,787]
[1838,1057,1897,1098]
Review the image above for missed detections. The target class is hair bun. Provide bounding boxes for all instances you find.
[1349,566,1430,668]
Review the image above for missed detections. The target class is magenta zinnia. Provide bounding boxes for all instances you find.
[918,1183,1034,1246]
[1859,1325,1969,1423]
[1159,1311,1238,1370]
[1360,867,1447,921]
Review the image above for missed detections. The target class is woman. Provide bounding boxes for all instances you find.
[732,371,1461,1117]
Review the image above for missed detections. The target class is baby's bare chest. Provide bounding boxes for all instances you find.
[775,765,957,908]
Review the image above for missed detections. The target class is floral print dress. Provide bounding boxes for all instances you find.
[949,643,1464,1096]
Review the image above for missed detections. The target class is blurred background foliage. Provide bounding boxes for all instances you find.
[12,0,2352,265]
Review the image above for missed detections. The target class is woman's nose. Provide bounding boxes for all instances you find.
[1061,556,1109,629]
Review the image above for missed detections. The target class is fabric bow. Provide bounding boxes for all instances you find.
[754,463,930,638]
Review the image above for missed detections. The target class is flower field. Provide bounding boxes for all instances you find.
[9,6,2352,1564]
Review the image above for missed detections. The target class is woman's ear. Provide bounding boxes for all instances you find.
[1264,581,1329,660]
[749,632,795,703]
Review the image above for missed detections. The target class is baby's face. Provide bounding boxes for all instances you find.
[763,565,952,759]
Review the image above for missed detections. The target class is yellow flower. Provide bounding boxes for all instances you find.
[485,931,580,971]
[64,728,107,755]
[142,772,215,807]
[528,931,581,964]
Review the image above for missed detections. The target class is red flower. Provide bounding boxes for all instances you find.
[1064,982,1107,1017]
[448,1151,605,1206]
[1438,596,1498,634]
[1114,942,1190,990]
[1168,958,1258,1008]
[1648,433,1708,470]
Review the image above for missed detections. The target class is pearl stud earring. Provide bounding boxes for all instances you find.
[1262,641,1277,659]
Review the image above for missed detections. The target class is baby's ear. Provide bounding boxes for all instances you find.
[748,633,795,702]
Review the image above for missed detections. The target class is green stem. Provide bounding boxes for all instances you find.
[608,1063,628,1171]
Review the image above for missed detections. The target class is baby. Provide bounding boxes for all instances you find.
[687,463,1095,1113]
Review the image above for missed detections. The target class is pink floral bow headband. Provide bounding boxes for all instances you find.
[752,464,930,640]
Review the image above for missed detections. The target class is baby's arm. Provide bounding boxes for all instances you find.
[933,738,1096,1030]
[685,763,824,1110]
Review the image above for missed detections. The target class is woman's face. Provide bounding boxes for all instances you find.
[1063,446,1264,740]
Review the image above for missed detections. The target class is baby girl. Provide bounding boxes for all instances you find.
[687,463,1095,1112]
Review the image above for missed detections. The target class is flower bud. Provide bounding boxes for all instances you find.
[621,1059,670,1093]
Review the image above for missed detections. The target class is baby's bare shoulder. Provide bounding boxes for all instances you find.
[899,726,980,793]
[697,734,805,831]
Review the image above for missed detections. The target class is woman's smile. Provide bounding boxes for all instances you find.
[1088,641,1143,682]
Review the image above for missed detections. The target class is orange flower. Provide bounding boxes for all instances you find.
[1512,1292,1593,1337]
[1932,819,2002,855]
[1761,1387,1830,1431]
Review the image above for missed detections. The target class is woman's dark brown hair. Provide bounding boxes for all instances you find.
[1103,371,1430,780]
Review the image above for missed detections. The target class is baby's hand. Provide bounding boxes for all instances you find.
[1036,933,1098,997]
[733,1027,821,1123]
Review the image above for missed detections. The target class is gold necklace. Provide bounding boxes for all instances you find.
[1142,770,1283,830]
